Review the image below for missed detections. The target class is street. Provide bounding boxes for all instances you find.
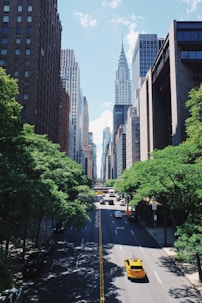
[21,199,201,302]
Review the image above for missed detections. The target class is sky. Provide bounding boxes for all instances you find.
[57,0,202,177]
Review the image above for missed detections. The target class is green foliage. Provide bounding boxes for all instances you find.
[174,215,202,263]
[185,84,202,145]
[0,68,22,142]
[104,179,116,187]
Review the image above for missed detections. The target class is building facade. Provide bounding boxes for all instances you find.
[140,20,202,161]
[125,107,140,168]
[60,49,81,162]
[0,0,62,143]
[132,34,164,115]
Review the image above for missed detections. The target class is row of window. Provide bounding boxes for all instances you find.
[2,25,32,34]
[177,30,202,41]
[3,5,32,13]
[3,15,32,22]
[1,48,31,55]
[2,37,31,44]
[181,51,202,60]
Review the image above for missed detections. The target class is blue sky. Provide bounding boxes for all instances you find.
[57,0,202,176]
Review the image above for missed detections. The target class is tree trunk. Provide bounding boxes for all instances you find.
[35,214,42,248]
[196,253,202,282]
[163,206,168,246]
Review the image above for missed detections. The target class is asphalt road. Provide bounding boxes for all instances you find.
[21,198,202,303]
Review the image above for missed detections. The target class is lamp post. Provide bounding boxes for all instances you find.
[152,198,157,235]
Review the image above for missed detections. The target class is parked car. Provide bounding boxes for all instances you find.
[108,199,114,205]
[0,287,22,303]
[124,258,146,280]
[22,250,45,278]
[40,239,55,255]
[53,221,65,233]
[100,199,105,205]
[114,210,122,218]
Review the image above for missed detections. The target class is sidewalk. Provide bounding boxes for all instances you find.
[141,221,202,297]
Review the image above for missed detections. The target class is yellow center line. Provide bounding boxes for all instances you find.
[99,208,104,303]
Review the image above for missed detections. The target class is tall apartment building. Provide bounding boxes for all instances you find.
[0,0,62,143]
[132,34,163,114]
[60,49,81,161]
[139,20,202,160]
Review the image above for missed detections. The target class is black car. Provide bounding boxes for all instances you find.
[108,199,114,205]
[22,250,44,278]
[128,211,138,223]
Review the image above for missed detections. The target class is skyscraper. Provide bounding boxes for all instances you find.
[132,34,164,114]
[115,43,132,105]
[60,49,81,161]
[0,0,62,143]
[113,43,132,179]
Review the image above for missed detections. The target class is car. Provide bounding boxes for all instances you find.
[114,210,122,218]
[22,250,45,278]
[100,199,105,204]
[0,287,22,303]
[108,199,114,205]
[53,221,65,233]
[124,258,146,280]
[128,211,138,223]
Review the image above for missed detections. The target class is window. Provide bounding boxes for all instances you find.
[15,49,20,55]
[28,6,32,12]
[23,94,28,100]
[1,49,7,55]
[14,71,19,78]
[16,38,21,44]
[27,16,32,22]
[3,16,9,22]
[2,26,8,33]
[24,71,30,78]
[26,38,31,44]
[2,37,8,44]
[17,16,22,23]
[0,59,6,67]
[16,26,21,34]
[25,49,30,55]
[15,59,20,66]
[3,5,10,12]
[24,81,29,88]
[17,5,22,12]
[27,26,31,34]
[25,59,30,66]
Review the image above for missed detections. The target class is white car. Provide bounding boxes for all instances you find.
[114,210,122,218]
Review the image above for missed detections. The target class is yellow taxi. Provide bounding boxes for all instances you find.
[124,258,146,280]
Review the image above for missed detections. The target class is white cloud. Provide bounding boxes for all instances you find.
[102,0,122,9]
[74,11,98,28]
[89,110,113,178]
[180,0,202,13]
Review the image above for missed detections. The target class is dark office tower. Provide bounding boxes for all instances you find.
[0,0,62,143]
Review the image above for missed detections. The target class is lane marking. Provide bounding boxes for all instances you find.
[99,209,105,303]
[119,245,122,251]
[131,230,134,235]
[154,270,162,283]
